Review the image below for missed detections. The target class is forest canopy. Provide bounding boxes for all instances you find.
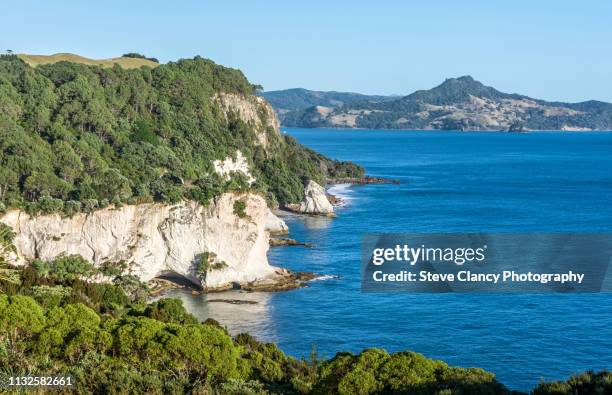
[0,55,362,215]
[0,251,605,394]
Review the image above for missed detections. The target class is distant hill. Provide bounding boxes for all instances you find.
[17,53,159,69]
[260,88,395,114]
[266,77,612,131]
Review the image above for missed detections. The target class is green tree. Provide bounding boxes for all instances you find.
[37,303,112,361]
[0,295,45,348]
[0,224,19,287]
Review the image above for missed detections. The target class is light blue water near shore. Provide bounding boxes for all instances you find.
[168,129,612,391]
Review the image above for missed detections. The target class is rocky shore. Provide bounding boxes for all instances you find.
[269,238,312,247]
[328,175,400,185]
[150,267,316,294]
[325,193,344,206]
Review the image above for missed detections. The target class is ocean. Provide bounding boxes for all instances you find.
[166,128,612,391]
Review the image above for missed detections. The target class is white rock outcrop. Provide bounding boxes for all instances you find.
[265,209,289,235]
[214,93,280,150]
[0,193,282,290]
[213,150,255,184]
[286,180,335,216]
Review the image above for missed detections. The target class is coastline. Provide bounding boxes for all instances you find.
[282,126,612,133]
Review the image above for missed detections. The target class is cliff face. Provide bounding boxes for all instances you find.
[214,93,281,150]
[0,193,282,290]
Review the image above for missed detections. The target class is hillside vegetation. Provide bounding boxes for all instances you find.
[269,77,612,131]
[0,54,362,215]
[0,243,607,394]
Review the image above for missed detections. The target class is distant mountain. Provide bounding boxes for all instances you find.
[265,77,612,131]
[260,88,395,114]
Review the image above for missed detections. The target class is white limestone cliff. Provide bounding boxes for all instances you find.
[0,193,286,291]
[286,180,335,216]
[213,150,255,184]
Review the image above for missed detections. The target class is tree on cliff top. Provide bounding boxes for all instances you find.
[0,224,19,286]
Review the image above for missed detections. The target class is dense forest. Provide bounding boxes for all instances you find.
[0,55,362,216]
[0,224,607,394]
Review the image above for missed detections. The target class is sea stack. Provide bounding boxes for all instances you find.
[286,180,335,216]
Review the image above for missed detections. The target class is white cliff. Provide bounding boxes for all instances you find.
[0,193,288,291]
[213,150,256,184]
[286,180,335,216]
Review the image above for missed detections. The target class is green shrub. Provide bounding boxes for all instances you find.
[37,195,65,214]
[142,298,198,325]
[233,200,247,218]
[63,200,82,216]
[42,254,96,281]
[0,294,46,344]
[220,379,269,395]
[31,285,72,308]
[99,260,128,278]
[0,223,16,269]
[533,371,612,395]
[113,274,149,303]
[314,349,509,395]
[196,252,210,273]
[211,261,228,270]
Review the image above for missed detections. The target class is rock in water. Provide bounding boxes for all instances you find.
[265,209,289,235]
[286,180,335,216]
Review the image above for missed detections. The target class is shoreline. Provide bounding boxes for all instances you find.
[327,175,400,185]
[282,126,612,133]
[150,181,362,297]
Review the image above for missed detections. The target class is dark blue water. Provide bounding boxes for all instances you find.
[170,129,612,391]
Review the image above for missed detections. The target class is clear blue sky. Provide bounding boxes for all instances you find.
[3,0,611,102]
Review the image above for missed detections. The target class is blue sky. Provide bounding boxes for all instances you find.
[2,0,611,102]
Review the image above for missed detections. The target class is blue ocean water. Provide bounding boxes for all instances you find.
[169,129,612,391]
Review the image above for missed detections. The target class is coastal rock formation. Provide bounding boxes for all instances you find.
[286,180,335,216]
[269,238,311,248]
[265,209,289,235]
[214,93,281,149]
[0,193,286,291]
[213,150,255,184]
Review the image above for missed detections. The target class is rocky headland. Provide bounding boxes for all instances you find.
[0,54,367,294]
[0,193,302,292]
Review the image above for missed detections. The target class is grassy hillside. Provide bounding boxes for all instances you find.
[17,53,159,69]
